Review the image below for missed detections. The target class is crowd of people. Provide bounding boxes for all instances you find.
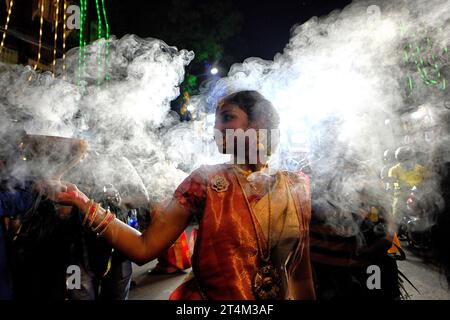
[0,90,449,300]
[0,133,192,300]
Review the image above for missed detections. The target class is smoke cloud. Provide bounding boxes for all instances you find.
[200,0,450,239]
[1,0,449,233]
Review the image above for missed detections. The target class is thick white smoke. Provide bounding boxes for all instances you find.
[200,0,450,237]
[1,0,449,224]
[0,35,205,202]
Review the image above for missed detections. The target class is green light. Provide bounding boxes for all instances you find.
[408,76,413,92]
[403,28,449,92]
[95,0,102,85]
[101,0,110,81]
[83,0,88,68]
[78,0,84,86]
[95,0,102,40]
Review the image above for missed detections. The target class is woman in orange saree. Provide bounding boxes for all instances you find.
[42,91,315,300]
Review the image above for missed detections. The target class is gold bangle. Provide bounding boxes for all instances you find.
[92,208,112,233]
[82,200,94,226]
[88,203,100,228]
[97,213,115,237]
[87,202,100,227]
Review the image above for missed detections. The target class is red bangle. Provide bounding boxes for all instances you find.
[86,202,99,227]
[99,216,115,236]
[82,200,94,226]
[96,212,116,237]
[88,203,100,228]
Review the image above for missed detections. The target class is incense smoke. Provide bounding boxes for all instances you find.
[194,0,450,242]
[0,35,213,203]
[1,0,449,239]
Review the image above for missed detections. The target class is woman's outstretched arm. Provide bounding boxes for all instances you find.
[43,181,192,265]
[97,199,192,265]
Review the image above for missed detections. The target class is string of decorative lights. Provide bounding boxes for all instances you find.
[62,0,67,79]
[78,0,85,85]
[1,0,110,83]
[0,0,15,55]
[52,0,60,78]
[101,0,110,81]
[95,0,102,85]
[82,0,88,69]
[95,0,102,39]
[403,27,448,95]
[33,0,46,71]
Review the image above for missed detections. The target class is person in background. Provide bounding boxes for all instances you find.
[379,149,403,256]
[67,184,134,300]
[310,157,400,300]
[380,149,395,191]
[0,129,33,300]
[388,146,427,225]
[180,92,193,122]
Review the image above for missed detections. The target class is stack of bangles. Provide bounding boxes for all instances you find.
[82,200,116,237]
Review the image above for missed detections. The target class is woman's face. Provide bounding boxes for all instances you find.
[214,102,250,154]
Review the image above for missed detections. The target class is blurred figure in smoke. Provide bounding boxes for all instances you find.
[310,154,400,300]
[172,91,193,122]
[426,138,450,286]
[0,129,33,300]
[40,90,315,300]
[7,135,90,300]
[67,184,134,300]
[388,146,427,226]
[380,149,396,191]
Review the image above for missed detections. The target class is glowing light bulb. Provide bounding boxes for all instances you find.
[210,67,219,75]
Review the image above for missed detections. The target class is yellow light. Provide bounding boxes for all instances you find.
[52,0,60,78]
[0,0,15,55]
[33,0,45,71]
[29,0,45,81]
[62,0,67,79]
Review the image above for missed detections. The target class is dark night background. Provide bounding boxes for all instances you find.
[0,0,352,115]
[0,0,351,109]
[105,0,352,97]
[106,0,352,66]
[1,0,352,77]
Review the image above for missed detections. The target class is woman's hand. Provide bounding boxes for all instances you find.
[34,180,91,213]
